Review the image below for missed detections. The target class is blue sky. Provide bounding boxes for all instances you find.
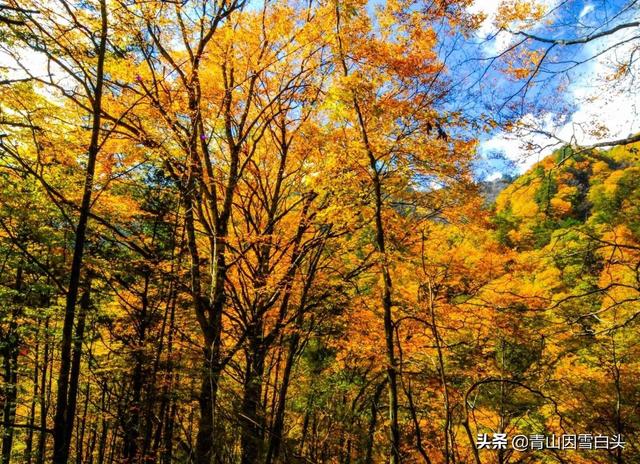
[463,0,640,180]
[355,0,640,180]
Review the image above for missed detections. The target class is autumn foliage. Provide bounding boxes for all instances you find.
[0,1,639,464]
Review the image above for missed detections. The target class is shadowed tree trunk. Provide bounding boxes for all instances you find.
[25,320,41,464]
[51,0,107,461]
[36,317,51,464]
[240,342,267,464]
[1,321,18,464]
[365,380,387,464]
[1,266,22,464]
[265,335,299,464]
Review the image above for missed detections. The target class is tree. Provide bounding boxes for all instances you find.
[0,2,638,464]
[330,0,477,460]
[477,0,640,155]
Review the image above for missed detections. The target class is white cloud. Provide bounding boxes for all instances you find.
[485,171,504,181]
[579,4,594,20]
[468,0,560,55]
[468,0,509,55]
[479,119,551,172]
[561,27,640,145]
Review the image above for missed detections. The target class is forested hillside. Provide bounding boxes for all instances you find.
[0,0,639,463]
[488,145,640,463]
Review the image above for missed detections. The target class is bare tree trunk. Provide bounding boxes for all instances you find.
[194,346,221,464]
[159,287,178,464]
[184,173,225,464]
[405,383,431,464]
[85,419,97,464]
[96,389,108,464]
[299,401,311,459]
[161,399,176,464]
[123,271,151,463]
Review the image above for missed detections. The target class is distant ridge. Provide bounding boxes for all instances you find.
[479,176,514,205]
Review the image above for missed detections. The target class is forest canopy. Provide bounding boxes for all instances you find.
[0,0,639,463]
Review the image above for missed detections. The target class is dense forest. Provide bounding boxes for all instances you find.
[0,0,639,463]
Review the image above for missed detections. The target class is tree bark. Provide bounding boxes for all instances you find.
[75,381,91,464]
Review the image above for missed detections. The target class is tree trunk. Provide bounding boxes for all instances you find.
[36,317,51,464]
[365,380,387,464]
[1,323,18,464]
[299,403,310,459]
[1,266,22,464]
[240,344,266,464]
[426,279,452,463]
[185,173,226,464]
[194,346,221,464]
[52,0,107,461]
[161,398,176,464]
[75,381,91,464]
[123,271,151,463]
[157,286,178,464]
[25,322,41,464]
[86,421,97,464]
[265,337,298,464]
[333,4,401,461]
[66,280,92,462]
[97,418,108,464]
[405,384,431,464]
